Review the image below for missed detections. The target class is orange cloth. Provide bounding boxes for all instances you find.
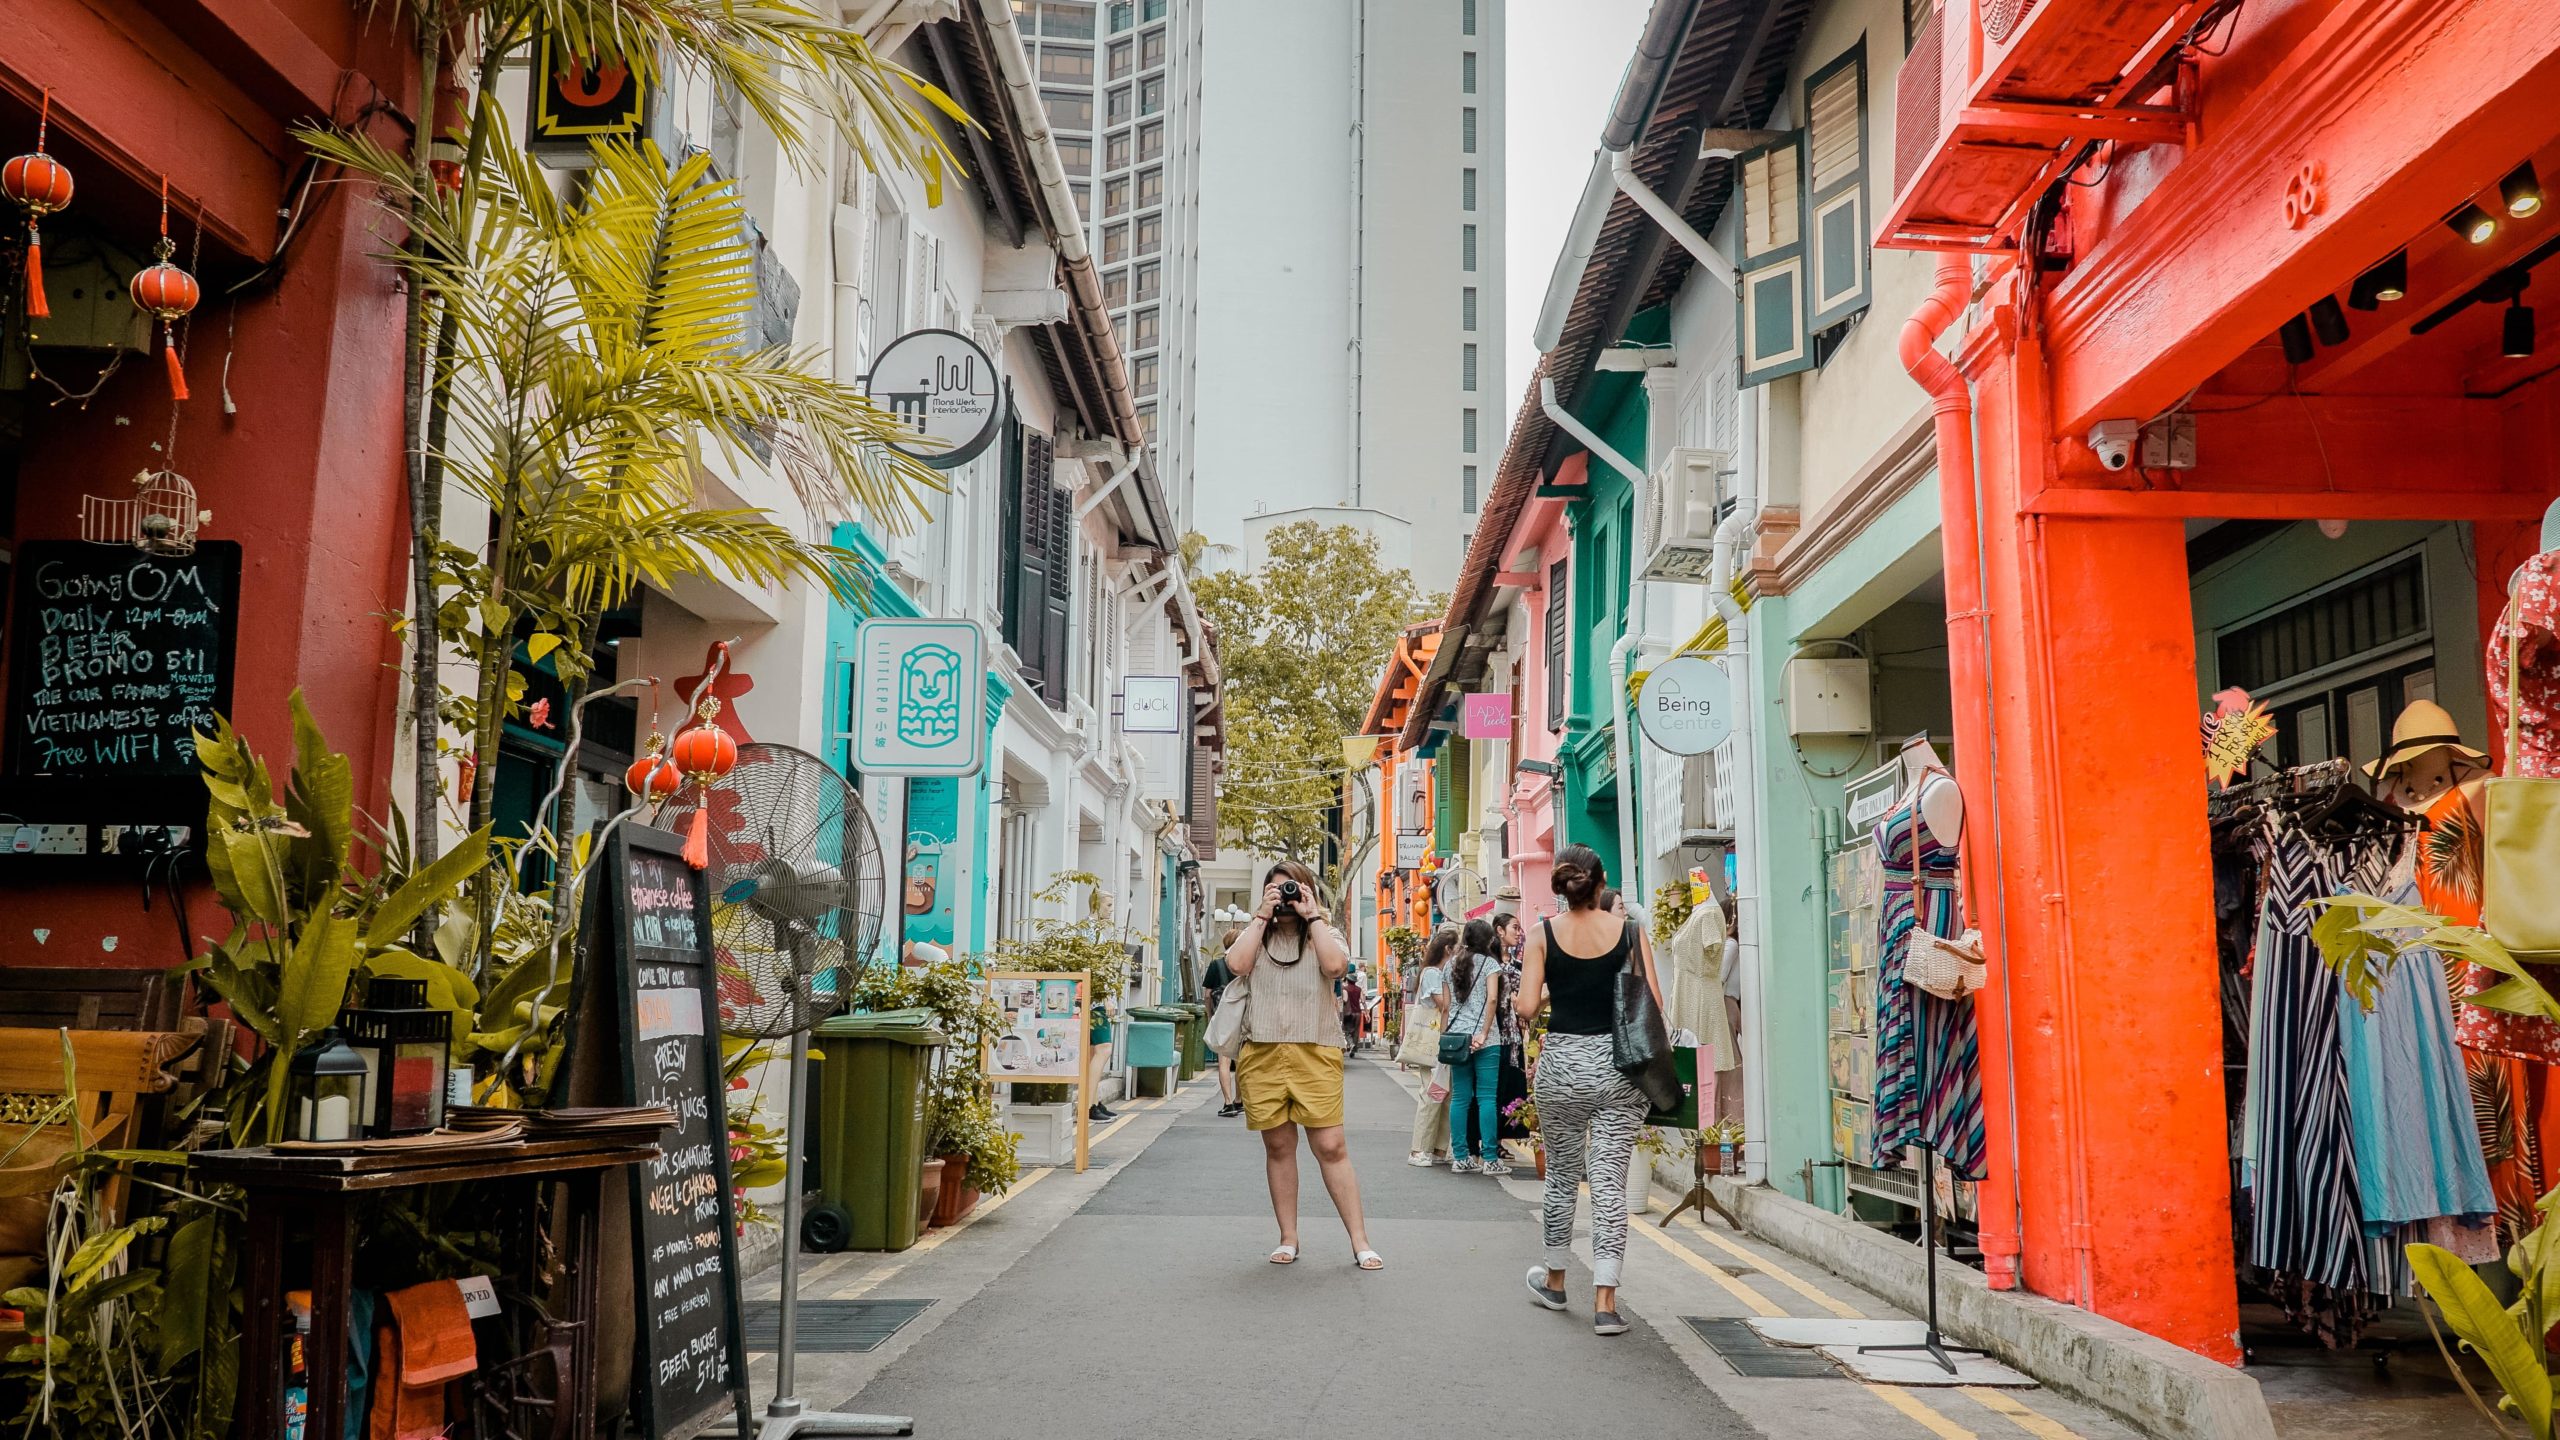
[370,1281,477,1440]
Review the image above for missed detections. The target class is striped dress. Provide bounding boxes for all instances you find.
[1870,795,1987,1178]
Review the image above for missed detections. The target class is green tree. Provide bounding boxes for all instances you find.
[1194,523,1439,862]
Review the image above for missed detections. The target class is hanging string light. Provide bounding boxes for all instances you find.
[670,695,739,867]
[2,89,73,320]
[129,178,200,402]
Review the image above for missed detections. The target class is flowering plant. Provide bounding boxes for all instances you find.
[1501,1096,1537,1134]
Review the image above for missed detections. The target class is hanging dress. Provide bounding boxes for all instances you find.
[2336,863,2497,1234]
[1869,790,1986,1178]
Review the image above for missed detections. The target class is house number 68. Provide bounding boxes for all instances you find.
[2283,163,2324,229]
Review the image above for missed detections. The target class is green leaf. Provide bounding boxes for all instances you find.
[285,690,355,876]
[262,912,360,1142]
[364,949,481,1026]
[2413,1242,2555,1433]
[364,824,494,951]
[63,1215,165,1294]
[156,1214,214,1373]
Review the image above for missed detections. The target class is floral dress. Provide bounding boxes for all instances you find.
[2488,549,2560,779]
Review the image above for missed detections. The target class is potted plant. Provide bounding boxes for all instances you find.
[917,1155,946,1228]
[1704,1118,1746,1175]
[926,1082,1020,1225]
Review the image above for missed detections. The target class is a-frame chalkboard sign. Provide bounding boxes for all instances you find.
[567,823,753,1440]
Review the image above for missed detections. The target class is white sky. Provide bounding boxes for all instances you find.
[1504,0,1653,421]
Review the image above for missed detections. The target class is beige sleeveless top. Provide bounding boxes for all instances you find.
[1244,928,1344,1047]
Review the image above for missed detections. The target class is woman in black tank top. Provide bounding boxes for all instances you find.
[1512,844,1667,1336]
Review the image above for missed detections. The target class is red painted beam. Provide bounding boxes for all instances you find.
[2040,0,2560,434]
[149,0,348,122]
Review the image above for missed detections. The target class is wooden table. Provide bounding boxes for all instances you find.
[192,1135,658,1440]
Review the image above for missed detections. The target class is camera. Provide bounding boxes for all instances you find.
[2086,419,2138,472]
[1278,880,1302,905]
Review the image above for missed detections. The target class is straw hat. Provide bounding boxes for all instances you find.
[2365,699,2489,777]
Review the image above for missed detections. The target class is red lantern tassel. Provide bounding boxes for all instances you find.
[162,333,188,402]
[683,804,711,869]
[22,234,44,320]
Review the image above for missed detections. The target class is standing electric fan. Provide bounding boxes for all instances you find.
[688,744,906,1439]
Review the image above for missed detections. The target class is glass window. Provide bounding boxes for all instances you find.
[1463,408,1478,452]
[1109,39,1134,79]
[1104,268,1129,306]
[1462,224,1476,271]
[1136,167,1163,207]
[1117,310,1133,350]
[1138,121,1164,161]
[1108,86,1133,125]
[1463,167,1476,210]
[1039,47,1093,83]
[1142,28,1167,67]
[1136,214,1161,255]
[1139,76,1164,116]
[1103,222,1129,264]
[1137,401,1158,441]
[1044,89,1093,131]
[1110,1,1133,32]
[1015,0,1036,22]
[1135,260,1160,300]
[1463,465,1478,512]
[1463,286,1477,330]
[1463,343,1477,390]
[1144,0,1166,19]
[1105,176,1131,216]
[1463,51,1476,94]
[1462,107,1476,154]
[1133,306,1159,348]
[1058,137,1092,176]
[1107,132,1132,170]
[1462,0,1476,35]
[1135,355,1158,397]
[1041,2,1095,40]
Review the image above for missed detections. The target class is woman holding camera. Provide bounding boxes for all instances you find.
[1223,860,1382,1270]
[1516,844,1666,1336]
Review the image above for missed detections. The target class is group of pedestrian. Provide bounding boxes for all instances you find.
[1205,847,1666,1338]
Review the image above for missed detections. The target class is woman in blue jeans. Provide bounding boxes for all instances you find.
[1443,919,1512,1176]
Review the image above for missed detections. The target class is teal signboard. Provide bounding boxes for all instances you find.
[855,619,987,777]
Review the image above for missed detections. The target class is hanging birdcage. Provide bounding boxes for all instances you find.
[79,466,204,555]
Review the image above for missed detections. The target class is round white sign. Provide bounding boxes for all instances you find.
[865,328,1006,470]
[1636,656,1734,756]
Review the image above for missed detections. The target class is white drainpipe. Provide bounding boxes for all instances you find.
[1539,378,1647,906]
[1608,148,1737,289]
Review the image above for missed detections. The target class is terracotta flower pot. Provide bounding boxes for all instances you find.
[1533,1144,1547,1180]
[917,1155,946,1228]
[932,1153,980,1227]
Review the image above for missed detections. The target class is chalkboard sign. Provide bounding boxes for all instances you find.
[2,540,240,833]
[583,824,753,1439]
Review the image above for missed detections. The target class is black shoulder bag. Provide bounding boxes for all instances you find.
[1610,922,1686,1113]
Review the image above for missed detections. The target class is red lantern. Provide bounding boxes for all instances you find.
[131,180,198,402]
[671,697,739,867]
[2,90,71,320]
[624,733,681,799]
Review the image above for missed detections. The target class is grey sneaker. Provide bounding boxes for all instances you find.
[1526,1267,1568,1311]
[1451,1158,1479,1174]
[1594,1310,1630,1336]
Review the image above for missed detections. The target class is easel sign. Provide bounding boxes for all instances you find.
[985,971,1090,1173]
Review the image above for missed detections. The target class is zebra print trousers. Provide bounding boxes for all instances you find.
[1534,1031,1648,1288]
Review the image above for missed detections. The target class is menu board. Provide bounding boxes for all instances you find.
[3,541,239,826]
[593,825,751,1439]
[985,971,1088,1081]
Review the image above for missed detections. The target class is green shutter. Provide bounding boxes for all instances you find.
[1804,43,1871,334]
[1736,132,1812,387]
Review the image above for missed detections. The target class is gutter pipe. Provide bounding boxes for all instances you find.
[1075,453,1140,521]
[1608,148,1735,289]
[1904,253,2026,1290]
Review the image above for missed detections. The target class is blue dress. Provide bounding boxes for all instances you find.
[2337,876,2497,1233]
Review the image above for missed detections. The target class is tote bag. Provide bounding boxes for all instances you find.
[2486,603,2560,962]
[1205,972,1251,1060]
[1395,1000,1443,1068]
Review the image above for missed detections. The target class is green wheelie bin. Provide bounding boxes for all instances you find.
[805,1009,947,1253]
[1170,1002,1207,1080]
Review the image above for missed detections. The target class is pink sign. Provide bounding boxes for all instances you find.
[1462,692,1509,739]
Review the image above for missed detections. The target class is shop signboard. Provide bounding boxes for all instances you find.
[1461,691,1509,739]
[984,971,1091,1172]
[1121,675,1183,733]
[863,328,1006,470]
[526,32,658,167]
[1395,831,1429,869]
[853,618,986,777]
[1635,656,1733,756]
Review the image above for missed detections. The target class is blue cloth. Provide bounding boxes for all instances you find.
[2337,882,2496,1234]
[1447,1044,1503,1163]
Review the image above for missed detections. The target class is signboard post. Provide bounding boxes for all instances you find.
[1635,656,1735,757]
[854,618,987,778]
[984,971,1091,1173]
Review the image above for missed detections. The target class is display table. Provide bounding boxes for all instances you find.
[192,1135,658,1440]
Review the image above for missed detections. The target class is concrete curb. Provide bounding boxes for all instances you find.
[1707,1177,2276,1440]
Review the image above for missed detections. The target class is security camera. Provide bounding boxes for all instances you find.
[2087,419,2139,472]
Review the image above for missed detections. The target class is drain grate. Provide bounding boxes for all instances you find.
[743,1299,935,1354]
[1682,1317,1844,1378]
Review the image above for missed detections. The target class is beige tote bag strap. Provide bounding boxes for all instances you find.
[2509,596,2524,773]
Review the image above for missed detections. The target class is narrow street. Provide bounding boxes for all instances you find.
[750,1063,2146,1440]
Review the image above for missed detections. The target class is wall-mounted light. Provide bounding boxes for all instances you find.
[2349,250,2408,309]
[2503,162,2544,219]
[2449,202,2500,245]
[2309,295,2351,346]
[2278,313,2315,365]
[2505,300,2537,358]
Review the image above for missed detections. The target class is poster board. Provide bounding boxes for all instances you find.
[984,970,1090,1172]
[567,824,753,1439]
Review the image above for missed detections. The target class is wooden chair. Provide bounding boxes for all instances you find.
[0,1027,198,1288]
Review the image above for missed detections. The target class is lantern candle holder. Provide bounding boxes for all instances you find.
[341,978,452,1136]
[287,1027,370,1144]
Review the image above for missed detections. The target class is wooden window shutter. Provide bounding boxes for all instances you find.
[1545,560,1569,731]
[1039,434,1073,708]
[999,424,1030,655]
[1804,44,1871,333]
[1188,733,1219,858]
[1736,132,1812,386]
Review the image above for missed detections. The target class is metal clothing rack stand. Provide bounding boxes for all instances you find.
[1860,993,1987,1376]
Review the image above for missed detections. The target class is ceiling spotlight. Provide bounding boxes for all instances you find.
[2450,202,2500,245]
[2503,162,2544,218]
[2309,295,2351,346]
[2505,300,2536,359]
[2349,250,2408,309]
[2278,313,2315,365]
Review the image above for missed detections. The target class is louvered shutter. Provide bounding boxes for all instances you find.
[1006,427,1050,672]
[1039,435,1073,708]
[1189,737,1219,858]
[1804,44,1871,333]
[1545,560,1569,731]
[1737,132,1812,386]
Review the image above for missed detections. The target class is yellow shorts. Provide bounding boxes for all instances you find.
[1237,1042,1345,1132]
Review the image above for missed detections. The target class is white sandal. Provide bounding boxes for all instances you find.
[1268,1244,1298,1265]
[1354,1249,1385,1271]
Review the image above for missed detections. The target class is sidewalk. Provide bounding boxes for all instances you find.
[732,1057,2149,1440]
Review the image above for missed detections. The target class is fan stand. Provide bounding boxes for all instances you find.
[733,1028,914,1439]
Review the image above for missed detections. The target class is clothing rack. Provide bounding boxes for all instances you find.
[2209,757,2358,812]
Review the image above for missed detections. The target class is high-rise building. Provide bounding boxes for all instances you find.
[1020,0,1504,593]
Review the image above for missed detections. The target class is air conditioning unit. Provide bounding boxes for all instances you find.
[1637,447,1731,584]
